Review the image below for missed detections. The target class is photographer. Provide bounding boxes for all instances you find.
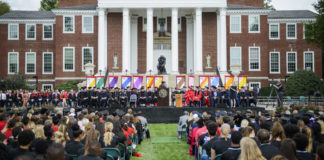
[272,80,284,107]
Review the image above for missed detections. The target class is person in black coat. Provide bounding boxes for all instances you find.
[65,124,84,155]
[8,130,35,160]
[293,133,315,160]
[78,141,103,160]
[221,131,242,160]
[257,129,280,160]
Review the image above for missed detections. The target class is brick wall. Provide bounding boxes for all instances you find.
[58,0,97,8]
[107,13,122,73]
[227,0,264,8]
[202,12,217,73]
[178,17,187,74]
[137,17,147,74]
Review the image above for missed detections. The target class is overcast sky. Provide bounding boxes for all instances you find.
[0,0,319,12]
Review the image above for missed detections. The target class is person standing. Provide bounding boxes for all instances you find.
[272,80,284,107]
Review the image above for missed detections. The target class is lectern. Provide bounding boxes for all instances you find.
[157,88,169,107]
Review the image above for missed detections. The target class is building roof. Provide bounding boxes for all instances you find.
[268,10,317,19]
[0,11,55,19]
[227,4,266,10]
[53,4,97,10]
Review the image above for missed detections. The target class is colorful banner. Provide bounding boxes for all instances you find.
[188,76,195,88]
[96,76,104,89]
[199,76,209,88]
[154,76,163,88]
[176,76,186,89]
[108,76,118,88]
[146,76,154,88]
[121,76,132,89]
[238,76,248,89]
[133,76,143,89]
[209,76,220,88]
[225,76,234,90]
[86,76,96,88]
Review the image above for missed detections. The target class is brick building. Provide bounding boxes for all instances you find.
[0,0,321,90]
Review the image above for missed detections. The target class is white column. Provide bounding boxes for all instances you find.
[171,8,179,74]
[98,8,108,74]
[186,16,194,74]
[217,10,221,72]
[219,8,227,73]
[194,8,203,74]
[122,8,131,73]
[130,16,138,74]
[146,8,154,73]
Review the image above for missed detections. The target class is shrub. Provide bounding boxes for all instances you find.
[260,86,277,96]
[0,74,29,91]
[285,70,324,96]
[54,81,81,91]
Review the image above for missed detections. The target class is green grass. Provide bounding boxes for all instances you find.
[131,123,194,160]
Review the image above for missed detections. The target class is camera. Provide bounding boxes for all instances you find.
[270,80,277,85]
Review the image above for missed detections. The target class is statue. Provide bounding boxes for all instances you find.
[157,56,167,75]
[113,53,118,68]
[206,54,211,68]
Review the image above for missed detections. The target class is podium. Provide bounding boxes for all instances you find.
[175,94,183,108]
[157,88,169,107]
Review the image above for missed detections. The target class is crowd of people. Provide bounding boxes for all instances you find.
[0,107,149,160]
[178,109,324,160]
[0,84,259,109]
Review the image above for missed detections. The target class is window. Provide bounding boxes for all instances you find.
[249,82,261,89]
[178,18,181,31]
[270,52,280,73]
[82,47,94,71]
[42,84,53,91]
[249,15,260,33]
[287,52,297,73]
[43,52,53,74]
[143,18,147,32]
[249,47,260,71]
[8,24,19,40]
[157,18,167,31]
[269,24,279,39]
[286,23,296,39]
[230,15,241,33]
[304,51,314,71]
[64,16,74,33]
[82,16,93,33]
[63,47,75,72]
[230,47,241,66]
[25,52,36,74]
[8,52,18,74]
[26,24,36,40]
[43,24,53,40]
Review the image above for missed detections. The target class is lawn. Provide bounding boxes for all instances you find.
[131,123,195,160]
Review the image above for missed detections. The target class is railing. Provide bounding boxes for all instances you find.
[257,96,324,107]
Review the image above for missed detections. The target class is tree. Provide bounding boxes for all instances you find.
[0,74,29,91]
[285,70,324,96]
[39,0,59,11]
[0,2,10,16]
[54,81,82,91]
[264,0,275,10]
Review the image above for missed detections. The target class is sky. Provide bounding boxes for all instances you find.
[0,0,319,12]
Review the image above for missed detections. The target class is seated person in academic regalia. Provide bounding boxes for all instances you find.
[247,87,257,107]
[203,87,210,107]
[171,88,180,107]
[146,87,154,107]
[138,87,147,107]
[220,87,230,107]
[210,86,218,107]
[193,86,202,107]
[99,88,108,108]
[238,87,247,107]
[119,88,128,107]
[153,87,158,106]
[129,88,138,107]
[108,88,118,105]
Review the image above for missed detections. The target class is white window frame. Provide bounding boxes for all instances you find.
[142,17,147,32]
[25,24,36,40]
[230,46,242,66]
[249,46,261,71]
[42,84,53,91]
[269,23,280,40]
[286,52,297,74]
[286,23,297,39]
[230,15,241,33]
[248,15,260,33]
[157,17,167,31]
[63,15,75,34]
[8,52,19,74]
[8,23,19,40]
[25,52,36,74]
[82,47,94,71]
[82,15,94,33]
[304,51,314,72]
[43,24,53,40]
[42,52,53,74]
[178,18,181,32]
[63,47,75,72]
[269,52,280,74]
[249,82,261,89]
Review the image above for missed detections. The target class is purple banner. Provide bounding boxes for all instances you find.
[133,77,143,89]
[109,77,118,88]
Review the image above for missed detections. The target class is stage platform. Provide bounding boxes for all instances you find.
[76,106,265,123]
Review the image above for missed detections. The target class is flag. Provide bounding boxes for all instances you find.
[86,77,96,88]
[176,76,185,89]
[121,76,132,89]
[133,76,143,89]
[103,68,109,88]
[210,76,220,88]
[146,76,154,88]
[199,76,209,88]
[96,77,104,89]
[188,76,195,88]
[238,76,247,89]
[225,76,234,89]
[154,77,163,88]
[108,77,118,88]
